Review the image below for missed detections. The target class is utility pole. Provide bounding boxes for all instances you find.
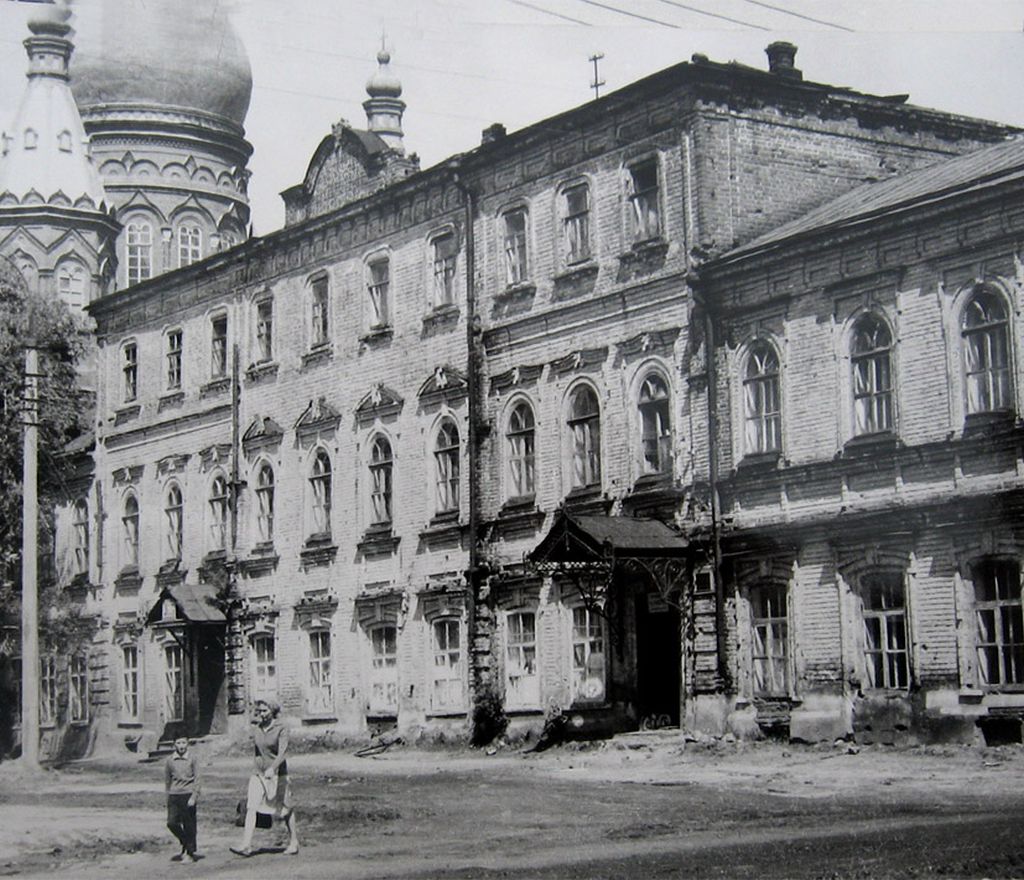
[20,345,40,768]
[589,52,605,100]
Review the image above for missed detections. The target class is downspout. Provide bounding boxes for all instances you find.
[451,158,486,732]
[690,278,729,692]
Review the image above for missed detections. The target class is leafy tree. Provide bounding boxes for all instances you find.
[0,257,91,668]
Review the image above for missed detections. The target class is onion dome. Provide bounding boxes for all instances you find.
[70,0,252,131]
[366,50,403,99]
[0,2,107,209]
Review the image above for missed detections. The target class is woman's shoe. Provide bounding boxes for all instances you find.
[230,846,254,857]
[283,843,299,856]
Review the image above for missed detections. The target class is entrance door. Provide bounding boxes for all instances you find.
[194,628,226,735]
[635,586,681,727]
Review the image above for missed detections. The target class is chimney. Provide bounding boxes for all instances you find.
[481,123,506,146]
[765,42,802,80]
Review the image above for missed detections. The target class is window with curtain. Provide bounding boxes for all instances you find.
[164,483,183,560]
[503,207,528,286]
[122,493,140,567]
[972,558,1024,686]
[861,571,909,689]
[563,182,591,264]
[638,373,672,474]
[432,232,458,307]
[208,474,229,551]
[72,498,89,575]
[434,420,460,514]
[962,288,1012,415]
[506,401,536,500]
[851,313,893,436]
[743,341,781,455]
[627,158,661,242]
[370,436,394,526]
[568,386,601,490]
[255,463,275,544]
[368,258,390,328]
[308,450,332,537]
[256,299,273,362]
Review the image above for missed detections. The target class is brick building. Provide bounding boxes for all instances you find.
[19,23,1024,753]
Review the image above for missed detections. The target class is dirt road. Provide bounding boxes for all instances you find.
[2,735,1022,878]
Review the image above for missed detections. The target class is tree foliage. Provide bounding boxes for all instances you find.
[0,260,90,628]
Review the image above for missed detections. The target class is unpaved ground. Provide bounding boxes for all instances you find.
[1,735,1023,878]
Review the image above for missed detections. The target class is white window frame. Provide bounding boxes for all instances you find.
[306,629,333,715]
[369,435,394,526]
[637,372,672,475]
[69,653,89,723]
[742,340,782,456]
[851,312,894,437]
[433,419,460,515]
[505,609,539,710]
[750,583,789,697]
[310,274,330,348]
[121,644,140,722]
[165,328,183,391]
[210,313,228,379]
[569,605,606,704]
[505,400,536,501]
[255,462,275,545]
[971,558,1024,688]
[164,643,185,722]
[56,261,86,310]
[255,297,274,363]
[367,256,391,329]
[626,157,662,244]
[251,633,278,703]
[308,449,332,538]
[501,206,529,287]
[40,654,58,726]
[561,180,591,265]
[567,384,602,491]
[126,220,153,286]
[430,618,464,713]
[961,287,1013,416]
[122,492,140,569]
[430,231,458,309]
[368,624,399,715]
[177,224,202,268]
[164,483,184,561]
[72,497,90,576]
[207,473,229,552]
[122,341,138,403]
[860,570,910,690]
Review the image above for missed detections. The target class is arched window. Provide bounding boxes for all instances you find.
[638,373,672,474]
[72,498,89,575]
[506,401,536,499]
[851,313,894,435]
[126,221,153,285]
[367,257,390,329]
[255,463,275,544]
[306,629,332,715]
[57,263,86,310]
[308,450,332,537]
[177,224,202,267]
[164,483,183,560]
[743,341,781,455]
[568,386,601,489]
[369,436,394,526]
[434,420,460,514]
[962,288,1012,414]
[502,206,528,286]
[122,493,140,568]
[310,274,330,347]
[207,474,229,551]
[561,181,591,265]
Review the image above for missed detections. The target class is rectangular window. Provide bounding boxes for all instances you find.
[563,183,590,264]
[123,343,138,402]
[177,226,202,267]
[121,645,139,721]
[751,584,788,696]
[307,630,332,715]
[628,159,661,243]
[973,559,1024,687]
[431,620,463,712]
[164,643,184,721]
[69,654,89,723]
[571,607,606,703]
[862,572,909,690]
[166,329,182,390]
[432,233,457,308]
[210,315,228,379]
[40,655,58,726]
[369,625,398,715]
[368,259,390,328]
[311,276,329,347]
[126,223,152,286]
[505,610,539,709]
[503,208,528,286]
[252,635,277,702]
[73,500,90,576]
[256,299,273,363]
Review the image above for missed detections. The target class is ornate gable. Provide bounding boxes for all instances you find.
[294,397,341,438]
[242,415,284,454]
[356,383,403,424]
[417,365,468,405]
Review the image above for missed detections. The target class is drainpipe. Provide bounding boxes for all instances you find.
[689,279,729,692]
[451,158,486,731]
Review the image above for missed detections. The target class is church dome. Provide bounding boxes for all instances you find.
[69,0,252,130]
[366,51,402,99]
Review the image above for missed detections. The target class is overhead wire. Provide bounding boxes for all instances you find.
[570,0,682,28]
[504,0,595,26]
[736,0,854,31]
[650,0,770,30]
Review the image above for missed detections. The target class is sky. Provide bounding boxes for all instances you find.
[2,0,1024,234]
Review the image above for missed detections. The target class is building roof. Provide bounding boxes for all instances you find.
[70,0,252,129]
[0,7,107,209]
[530,512,688,565]
[148,581,226,625]
[721,136,1024,263]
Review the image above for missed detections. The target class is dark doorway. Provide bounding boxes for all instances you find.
[635,586,680,727]
[195,627,226,735]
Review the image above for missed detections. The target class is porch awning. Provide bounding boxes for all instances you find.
[146,582,226,626]
[529,511,688,565]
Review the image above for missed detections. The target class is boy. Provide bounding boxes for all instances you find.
[165,735,201,862]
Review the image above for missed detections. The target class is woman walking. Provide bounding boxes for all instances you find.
[231,699,299,857]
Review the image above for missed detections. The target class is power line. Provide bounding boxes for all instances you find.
[504,0,594,26]
[737,0,855,31]
[651,0,769,30]
[571,0,681,29]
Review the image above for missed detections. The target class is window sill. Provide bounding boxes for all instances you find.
[839,432,898,460]
[118,721,144,729]
[115,566,142,592]
[239,548,279,576]
[301,344,333,369]
[553,261,599,285]
[426,709,467,719]
[365,712,398,723]
[358,526,401,556]
[156,561,185,586]
[299,538,337,568]
[505,707,544,717]
[113,403,141,425]
[301,715,338,725]
[360,325,394,346]
[563,486,610,515]
[200,377,231,399]
[497,281,536,299]
[493,499,545,535]
[735,450,782,472]
[158,390,185,412]
[66,571,91,594]
[422,304,460,334]
[962,409,1016,439]
[420,513,464,544]
[245,361,279,383]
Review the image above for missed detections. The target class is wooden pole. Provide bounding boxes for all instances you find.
[20,346,40,767]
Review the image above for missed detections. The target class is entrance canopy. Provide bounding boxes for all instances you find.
[146,582,226,627]
[527,512,690,614]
